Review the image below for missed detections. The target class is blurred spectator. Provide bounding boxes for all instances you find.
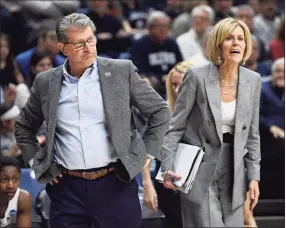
[0,156,32,228]
[232,0,248,5]
[16,30,65,79]
[214,0,235,22]
[177,5,214,60]
[120,0,149,31]
[85,0,132,58]
[245,35,271,77]
[165,60,193,112]
[253,0,280,51]
[0,104,22,162]
[260,57,285,138]
[234,4,268,61]
[26,52,54,89]
[0,34,24,88]
[107,0,134,34]
[187,26,212,66]
[269,14,285,61]
[164,0,183,21]
[259,58,284,199]
[130,11,183,97]
[0,85,16,105]
[247,0,261,15]
[171,0,208,38]
[3,0,80,44]
[0,3,29,54]
[0,34,29,110]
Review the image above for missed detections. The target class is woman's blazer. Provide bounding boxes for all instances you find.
[161,63,261,210]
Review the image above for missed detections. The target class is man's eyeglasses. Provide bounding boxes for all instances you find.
[63,36,97,50]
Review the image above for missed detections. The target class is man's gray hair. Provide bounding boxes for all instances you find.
[146,11,170,27]
[235,4,255,17]
[191,5,215,24]
[56,13,96,43]
[272,57,285,73]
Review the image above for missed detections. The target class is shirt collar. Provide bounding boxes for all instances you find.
[63,58,98,83]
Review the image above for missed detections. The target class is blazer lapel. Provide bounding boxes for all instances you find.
[97,57,117,142]
[204,64,223,143]
[233,66,251,181]
[47,66,63,153]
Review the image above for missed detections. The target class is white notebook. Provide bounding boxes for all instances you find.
[156,143,204,194]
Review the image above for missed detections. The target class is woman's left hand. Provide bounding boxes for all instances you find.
[249,180,260,211]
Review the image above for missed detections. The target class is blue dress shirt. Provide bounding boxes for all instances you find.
[53,60,118,170]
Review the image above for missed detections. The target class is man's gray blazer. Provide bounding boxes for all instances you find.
[161,63,261,210]
[15,56,170,184]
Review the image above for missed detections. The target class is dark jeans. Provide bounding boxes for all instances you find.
[45,172,141,228]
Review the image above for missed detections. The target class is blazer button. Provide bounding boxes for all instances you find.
[206,139,210,144]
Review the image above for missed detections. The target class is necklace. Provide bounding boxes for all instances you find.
[219,77,238,95]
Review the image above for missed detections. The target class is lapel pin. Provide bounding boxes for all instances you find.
[105,72,111,77]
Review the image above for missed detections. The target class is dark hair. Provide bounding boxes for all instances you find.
[29,51,53,87]
[0,33,19,87]
[0,156,21,173]
[30,51,53,68]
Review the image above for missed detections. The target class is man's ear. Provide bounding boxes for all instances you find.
[58,43,67,56]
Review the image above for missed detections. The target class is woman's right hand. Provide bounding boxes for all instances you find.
[163,170,181,190]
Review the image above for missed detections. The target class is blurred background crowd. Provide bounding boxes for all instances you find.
[0,0,284,227]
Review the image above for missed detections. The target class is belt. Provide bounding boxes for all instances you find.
[223,132,234,144]
[62,166,115,180]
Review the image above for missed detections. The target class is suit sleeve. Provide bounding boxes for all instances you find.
[160,68,197,172]
[14,76,44,166]
[129,61,170,160]
[245,76,262,181]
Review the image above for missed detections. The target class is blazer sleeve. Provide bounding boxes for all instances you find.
[14,76,44,167]
[245,75,262,181]
[160,68,197,172]
[129,61,171,160]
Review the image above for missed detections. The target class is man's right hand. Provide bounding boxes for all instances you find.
[163,170,181,190]
[49,173,63,185]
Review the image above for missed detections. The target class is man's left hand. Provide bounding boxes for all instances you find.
[249,180,259,211]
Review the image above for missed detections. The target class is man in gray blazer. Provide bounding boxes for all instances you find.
[14,13,170,228]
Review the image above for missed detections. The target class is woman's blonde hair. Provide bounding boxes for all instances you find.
[166,60,193,113]
[207,17,252,65]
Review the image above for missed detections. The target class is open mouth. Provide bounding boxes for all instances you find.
[230,49,240,54]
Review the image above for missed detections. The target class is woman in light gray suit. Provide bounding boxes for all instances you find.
[160,18,261,227]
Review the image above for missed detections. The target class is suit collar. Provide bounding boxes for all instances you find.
[97,56,110,66]
[208,64,249,84]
